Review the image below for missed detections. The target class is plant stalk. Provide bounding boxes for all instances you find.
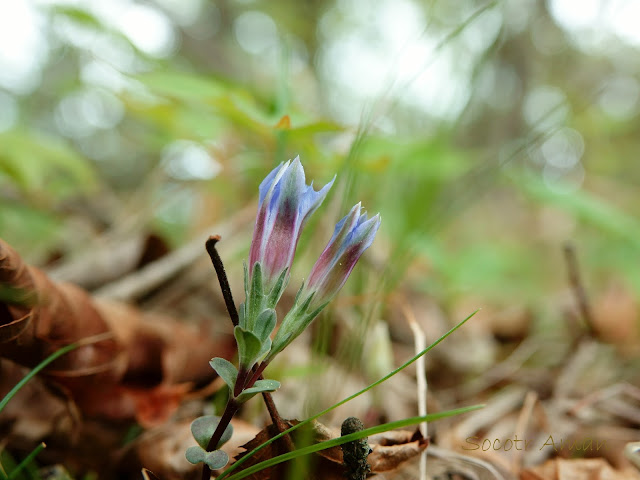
[203,236,295,477]
[247,362,268,388]
[201,400,239,480]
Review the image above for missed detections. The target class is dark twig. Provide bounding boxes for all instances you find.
[563,242,595,336]
[261,390,296,453]
[205,235,239,326]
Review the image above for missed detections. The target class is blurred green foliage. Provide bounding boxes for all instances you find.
[1,0,639,309]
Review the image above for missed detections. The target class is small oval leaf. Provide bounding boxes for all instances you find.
[191,415,233,450]
[236,379,280,403]
[234,326,263,370]
[209,357,238,391]
[185,446,229,469]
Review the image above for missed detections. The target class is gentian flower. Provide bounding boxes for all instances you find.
[303,203,380,308]
[248,157,334,295]
[267,203,380,361]
[239,157,333,349]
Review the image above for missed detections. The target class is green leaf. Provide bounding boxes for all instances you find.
[243,262,249,298]
[238,302,246,330]
[185,446,229,470]
[257,337,272,363]
[518,172,640,248]
[247,263,264,328]
[266,297,314,362]
[0,129,97,197]
[266,268,289,308]
[190,415,233,450]
[236,379,280,404]
[234,326,263,370]
[51,5,104,28]
[223,405,484,480]
[253,309,276,342]
[137,71,227,102]
[209,358,238,392]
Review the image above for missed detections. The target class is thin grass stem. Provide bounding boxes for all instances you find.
[7,443,45,480]
[0,332,112,413]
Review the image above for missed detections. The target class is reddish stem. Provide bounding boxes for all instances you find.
[246,361,269,389]
[201,400,238,480]
[234,368,249,397]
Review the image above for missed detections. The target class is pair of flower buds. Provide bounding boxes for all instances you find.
[187,158,380,469]
[234,157,381,375]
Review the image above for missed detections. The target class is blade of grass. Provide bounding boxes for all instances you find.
[0,451,13,480]
[0,332,113,413]
[217,310,478,480]
[0,343,79,413]
[225,405,484,480]
[7,443,45,480]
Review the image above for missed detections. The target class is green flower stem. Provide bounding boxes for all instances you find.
[201,400,239,480]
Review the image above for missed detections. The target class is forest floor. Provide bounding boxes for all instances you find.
[1,226,639,480]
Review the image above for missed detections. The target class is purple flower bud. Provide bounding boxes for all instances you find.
[248,157,334,292]
[266,203,380,362]
[303,203,381,308]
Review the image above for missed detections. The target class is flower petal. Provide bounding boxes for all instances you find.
[248,157,333,290]
[305,211,380,307]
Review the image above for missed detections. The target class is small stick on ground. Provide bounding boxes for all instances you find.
[563,242,595,336]
[402,302,427,480]
[511,390,537,473]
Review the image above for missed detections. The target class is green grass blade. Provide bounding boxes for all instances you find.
[0,451,14,480]
[0,342,79,414]
[225,405,483,480]
[217,310,478,480]
[7,442,45,480]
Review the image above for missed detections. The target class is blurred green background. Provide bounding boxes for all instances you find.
[1,0,639,310]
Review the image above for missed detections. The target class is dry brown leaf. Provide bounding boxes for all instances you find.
[521,458,640,480]
[0,236,237,471]
[592,284,640,354]
[142,468,161,480]
[1,238,123,377]
[0,237,235,427]
[367,429,429,472]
